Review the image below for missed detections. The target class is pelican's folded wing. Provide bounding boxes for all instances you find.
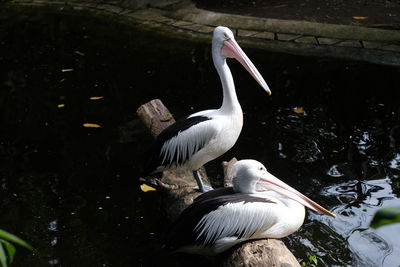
[144,115,217,174]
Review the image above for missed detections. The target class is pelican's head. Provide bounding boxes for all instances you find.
[212,26,271,95]
[232,159,268,194]
[231,159,336,218]
[212,26,235,48]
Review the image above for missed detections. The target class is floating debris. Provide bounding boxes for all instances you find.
[140,184,156,192]
[74,50,85,56]
[89,96,104,100]
[293,106,305,114]
[62,68,74,72]
[83,123,102,128]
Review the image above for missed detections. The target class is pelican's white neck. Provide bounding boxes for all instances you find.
[212,45,241,113]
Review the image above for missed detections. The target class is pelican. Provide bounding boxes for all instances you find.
[164,159,336,255]
[144,26,271,192]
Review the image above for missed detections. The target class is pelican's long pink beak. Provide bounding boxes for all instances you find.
[222,39,272,95]
[257,172,336,218]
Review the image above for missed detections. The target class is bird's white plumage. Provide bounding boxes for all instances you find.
[146,26,270,192]
[189,194,304,254]
[195,199,276,243]
[166,159,336,255]
[159,118,218,170]
[159,105,243,173]
[157,108,243,172]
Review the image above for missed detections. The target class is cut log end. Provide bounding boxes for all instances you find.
[136,99,176,138]
[222,158,238,187]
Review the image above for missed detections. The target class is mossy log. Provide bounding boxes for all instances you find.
[137,99,300,267]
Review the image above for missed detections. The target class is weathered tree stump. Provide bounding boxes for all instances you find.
[137,99,300,267]
[223,239,300,267]
[137,99,176,138]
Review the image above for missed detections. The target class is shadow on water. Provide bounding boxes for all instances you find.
[1,6,400,267]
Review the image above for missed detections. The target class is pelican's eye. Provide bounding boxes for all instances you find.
[258,166,267,172]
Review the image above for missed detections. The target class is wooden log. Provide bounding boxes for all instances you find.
[136,99,176,138]
[137,99,300,266]
[223,239,300,267]
[137,99,209,220]
[222,158,237,187]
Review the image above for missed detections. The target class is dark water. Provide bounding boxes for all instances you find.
[1,6,400,267]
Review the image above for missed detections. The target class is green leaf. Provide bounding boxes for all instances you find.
[0,240,15,264]
[0,230,33,251]
[370,207,400,228]
[309,255,317,265]
[0,242,8,267]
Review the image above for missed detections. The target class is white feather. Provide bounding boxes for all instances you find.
[159,118,219,168]
[195,197,277,243]
[193,193,305,250]
[158,108,242,171]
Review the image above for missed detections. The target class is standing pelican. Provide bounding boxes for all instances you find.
[164,159,336,255]
[144,27,271,192]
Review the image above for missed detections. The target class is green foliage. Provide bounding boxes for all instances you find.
[301,255,318,267]
[370,207,400,228]
[0,229,33,267]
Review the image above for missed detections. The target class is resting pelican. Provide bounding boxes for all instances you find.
[164,159,336,255]
[144,27,271,192]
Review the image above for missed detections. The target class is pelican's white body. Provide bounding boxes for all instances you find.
[179,191,305,255]
[184,108,243,171]
[146,27,270,192]
[154,27,256,173]
[166,160,335,255]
